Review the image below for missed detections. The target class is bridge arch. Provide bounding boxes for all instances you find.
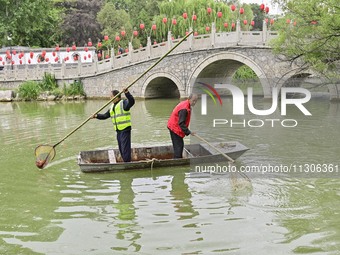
[141,72,185,99]
[187,52,271,97]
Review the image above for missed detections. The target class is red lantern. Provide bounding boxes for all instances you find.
[125,48,129,53]
[42,50,46,57]
[104,35,109,41]
[286,19,291,24]
[194,31,198,36]
[28,59,31,64]
[84,55,87,60]
[185,31,189,36]
[0,57,2,61]
[97,42,102,48]
[133,30,138,37]
[11,61,15,65]
[37,58,41,63]
[251,20,255,26]
[66,47,70,52]
[152,24,157,31]
[120,31,126,37]
[224,22,228,28]
[88,54,91,58]
[88,41,93,47]
[52,51,56,57]
[30,52,34,58]
[243,20,248,25]
[45,57,49,62]
[265,18,268,24]
[270,19,274,25]
[55,57,59,62]
[139,23,145,30]
[97,53,102,58]
[260,4,265,11]
[293,21,297,26]
[72,45,76,51]
[183,12,188,19]
[162,17,167,23]
[105,55,109,59]
[239,8,244,14]
[231,5,236,12]
[84,47,88,52]
[207,7,212,15]
[19,60,22,65]
[231,22,236,29]
[192,14,197,21]
[265,7,269,13]
[115,35,121,41]
[217,11,222,18]
[12,50,17,55]
[172,19,177,25]
[205,26,210,32]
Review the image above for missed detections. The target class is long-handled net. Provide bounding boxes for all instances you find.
[35,31,194,169]
[193,134,250,182]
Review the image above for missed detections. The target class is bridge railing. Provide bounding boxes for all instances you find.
[0,21,278,83]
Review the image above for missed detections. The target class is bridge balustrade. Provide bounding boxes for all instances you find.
[0,23,278,83]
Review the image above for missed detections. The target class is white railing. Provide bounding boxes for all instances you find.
[0,21,277,82]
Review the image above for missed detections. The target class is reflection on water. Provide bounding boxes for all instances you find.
[0,98,339,254]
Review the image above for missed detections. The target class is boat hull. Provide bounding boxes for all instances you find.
[78,142,249,173]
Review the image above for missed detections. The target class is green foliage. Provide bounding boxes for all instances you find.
[97,2,133,50]
[271,0,340,77]
[18,81,41,100]
[63,80,86,96]
[39,73,58,91]
[232,65,258,83]
[152,0,254,42]
[0,0,62,47]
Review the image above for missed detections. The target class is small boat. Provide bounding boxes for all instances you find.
[77,141,249,173]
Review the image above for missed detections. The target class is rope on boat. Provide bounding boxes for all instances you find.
[140,158,158,171]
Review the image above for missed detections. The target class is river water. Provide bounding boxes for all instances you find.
[0,97,339,255]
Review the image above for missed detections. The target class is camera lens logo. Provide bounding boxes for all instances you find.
[196,82,223,115]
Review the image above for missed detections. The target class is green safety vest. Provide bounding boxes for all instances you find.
[110,100,131,131]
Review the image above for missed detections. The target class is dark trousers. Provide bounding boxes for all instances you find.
[169,130,184,158]
[117,129,131,162]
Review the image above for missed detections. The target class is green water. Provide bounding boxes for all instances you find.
[0,98,339,255]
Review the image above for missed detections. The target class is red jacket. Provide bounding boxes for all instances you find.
[167,100,191,138]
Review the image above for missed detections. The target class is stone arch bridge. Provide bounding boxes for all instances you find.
[1,24,338,100]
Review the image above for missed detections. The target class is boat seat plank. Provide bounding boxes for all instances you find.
[108,149,117,163]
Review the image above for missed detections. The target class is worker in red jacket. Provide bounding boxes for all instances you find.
[167,94,198,158]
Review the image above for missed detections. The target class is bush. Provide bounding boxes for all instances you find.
[232,65,258,83]
[63,80,86,96]
[39,72,58,91]
[18,81,41,100]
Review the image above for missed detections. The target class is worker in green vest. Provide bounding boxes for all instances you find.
[93,89,135,162]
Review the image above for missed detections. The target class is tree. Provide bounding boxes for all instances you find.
[0,0,62,47]
[58,0,104,47]
[271,0,340,78]
[97,2,134,52]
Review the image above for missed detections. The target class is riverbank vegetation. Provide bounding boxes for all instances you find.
[17,73,85,101]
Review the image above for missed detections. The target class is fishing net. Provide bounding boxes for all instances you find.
[34,145,56,169]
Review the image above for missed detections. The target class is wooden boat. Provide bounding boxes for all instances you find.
[77,141,249,173]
